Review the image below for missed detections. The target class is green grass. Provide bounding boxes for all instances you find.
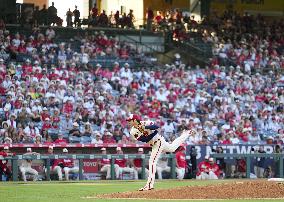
[0,180,281,202]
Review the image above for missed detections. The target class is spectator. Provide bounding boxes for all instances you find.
[39,4,48,25]
[54,134,67,144]
[146,8,154,31]
[73,6,80,27]
[118,134,130,144]
[24,122,40,138]
[91,131,103,144]
[66,8,73,27]
[69,122,81,137]
[102,131,116,144]
[47,2,57,26]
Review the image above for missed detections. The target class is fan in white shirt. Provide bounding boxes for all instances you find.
[91,132,103,144]
[155,88,169,102]
[6,114,17,129]
[24,122,40,138]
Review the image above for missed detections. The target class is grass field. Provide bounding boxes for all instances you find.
[0,180,281,202]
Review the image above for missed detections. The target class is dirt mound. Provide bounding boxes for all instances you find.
[98,181,284,199]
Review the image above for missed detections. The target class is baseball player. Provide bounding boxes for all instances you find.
[126,114,195,191]
[207,158,220,179]
[0,146,14,181]
[132,148,149,179]
[46,146,63,180]
[20,148,39,182]
[114,147,138,180]
[196,155,210,180]
[156,155,171,179]
[175,146,187,180]
[99,147,119,180]
[53,148,79,181]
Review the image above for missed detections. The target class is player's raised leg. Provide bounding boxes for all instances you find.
[163,130,195,153]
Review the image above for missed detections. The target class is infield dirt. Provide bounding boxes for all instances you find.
[97,181,284,199]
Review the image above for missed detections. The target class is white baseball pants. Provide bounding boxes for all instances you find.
[63,167,79,180]
[45,166,63,180]
[156,166,171,179]
[136,167,149,179]
[118,167,138,180]
[176,168,185,180]
[101,164,116,180]
[20,166,38,182]
[196,171,218,180]
[144,130,191,189]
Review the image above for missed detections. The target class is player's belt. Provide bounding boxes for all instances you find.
[149,138,160,146]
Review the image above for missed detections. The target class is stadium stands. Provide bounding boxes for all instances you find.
[0,12,283,149]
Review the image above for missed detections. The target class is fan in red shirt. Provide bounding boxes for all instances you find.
[63,99,73,114]
[14,97,23,109]
[0,146,15,181]
[34,68,43,80]
[175,146,187,180]
[221,135,232,144]
[41,117,52,132]
[51,109,61,124]
[22,59,33,74]
[133,148,149,179]
[41,107,50,121]
[54,134,67,144]
[114,147,138,180]
[17,41,27,53]
[102,131,116,144]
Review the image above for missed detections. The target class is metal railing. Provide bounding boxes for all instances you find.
[0,154,176,181]
[212,153,284,178]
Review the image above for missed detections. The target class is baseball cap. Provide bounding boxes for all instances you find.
[27,148,32,152]
[4,146,9,150]
[48,146,53,149]
[209,158,214,162]
[106,132,113,136]
[116,147,121,151]
[204,155,210,160]
[138,148,144,152]
[126,114,141,121]
[63,148,68,153]
[101,147,106,151]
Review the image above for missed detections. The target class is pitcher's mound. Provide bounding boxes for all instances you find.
[97,181,284,200]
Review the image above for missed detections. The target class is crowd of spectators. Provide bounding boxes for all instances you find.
[0,11,283,147]
[200,11,284,72]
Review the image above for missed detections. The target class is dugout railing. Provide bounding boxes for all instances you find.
[212,153,284,178]
[0,154,176,181]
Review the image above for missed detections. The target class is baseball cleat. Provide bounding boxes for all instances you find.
[138,186,154,191]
